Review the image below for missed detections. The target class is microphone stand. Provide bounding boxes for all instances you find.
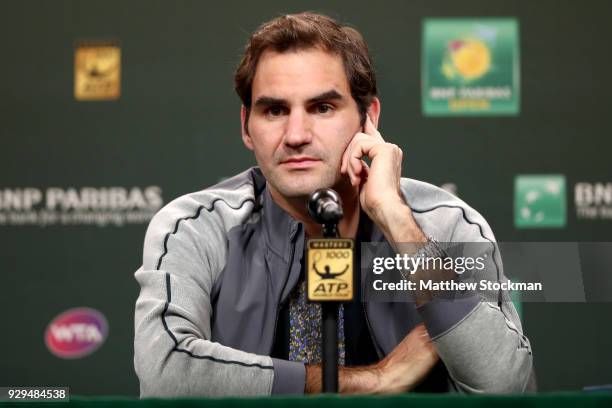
[321,220,338,393]
[307,188,351,394]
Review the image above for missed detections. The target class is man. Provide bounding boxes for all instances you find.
[134,12,533,396]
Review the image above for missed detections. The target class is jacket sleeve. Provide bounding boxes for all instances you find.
[414,205,534,393]
[133,198,305,397]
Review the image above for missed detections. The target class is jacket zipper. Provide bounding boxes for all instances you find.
[271,301,283,355]
[270,253,293,355]
[270,223,300,355]
[357,239,383,360]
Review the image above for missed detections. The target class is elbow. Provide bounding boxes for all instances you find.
[452,347,534,394]
[503,349,534,393]
[482,349,534,394]
[133,333,179,398]
[134,346,166,398]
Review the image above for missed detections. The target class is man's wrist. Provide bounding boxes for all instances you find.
[304,364,321,394]
[339,365,383,394]
[305,363,384,394]
[373,199,426,244]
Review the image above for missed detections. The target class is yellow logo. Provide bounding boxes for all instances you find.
[307,239,354,302]
[442,38,491,81]
[74,42,121,100]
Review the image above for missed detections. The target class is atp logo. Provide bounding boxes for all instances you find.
[307,239,354,301]
[313,251,350,280]
[514,175,566,228]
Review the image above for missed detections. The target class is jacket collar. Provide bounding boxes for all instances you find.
[252,166,386,262]
[250,167,303,263]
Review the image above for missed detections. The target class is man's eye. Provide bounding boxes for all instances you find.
[316,103,334,114]
[267,106,285,117]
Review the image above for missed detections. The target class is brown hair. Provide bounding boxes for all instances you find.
[234,12,377,127]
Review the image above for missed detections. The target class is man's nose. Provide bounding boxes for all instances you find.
[283,109,312,147]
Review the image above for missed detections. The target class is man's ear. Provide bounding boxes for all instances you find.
[366,97,381,129]
[240,105,254,151]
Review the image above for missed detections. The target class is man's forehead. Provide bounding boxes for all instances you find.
[251,48,351,101]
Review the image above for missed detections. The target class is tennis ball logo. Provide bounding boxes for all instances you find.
[442,39,491,81]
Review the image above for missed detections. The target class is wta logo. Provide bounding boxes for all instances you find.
[44,308,108,359]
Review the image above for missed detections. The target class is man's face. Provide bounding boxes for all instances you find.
[241,47,362,199]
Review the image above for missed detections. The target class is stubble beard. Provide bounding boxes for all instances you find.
[267,163,341,200]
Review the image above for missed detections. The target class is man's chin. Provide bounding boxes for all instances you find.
[272,174,338,199]
[274,184,323,199]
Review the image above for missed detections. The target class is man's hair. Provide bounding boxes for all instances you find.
[234,12,378,128]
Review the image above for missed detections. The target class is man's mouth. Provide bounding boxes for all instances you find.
[280,156,321,169]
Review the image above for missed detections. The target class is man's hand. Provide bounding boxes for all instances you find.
[372,323,439,393]
[340,115,426,244]
[305,324,439,394]
[340,114,404,222]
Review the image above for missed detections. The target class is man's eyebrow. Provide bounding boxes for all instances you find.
[252,90,344,108]
[307,90,344,104]
[253,96,287,107]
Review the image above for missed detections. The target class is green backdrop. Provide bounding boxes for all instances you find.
[1,0,611,395]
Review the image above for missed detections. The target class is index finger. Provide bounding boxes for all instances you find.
[363,114,382,140]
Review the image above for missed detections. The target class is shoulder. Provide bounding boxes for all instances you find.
[142,167,263,270]
[399,177,496,243]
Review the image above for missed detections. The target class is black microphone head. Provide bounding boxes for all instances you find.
[308,188,343,224]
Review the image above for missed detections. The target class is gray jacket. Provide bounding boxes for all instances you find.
[134,167,534,397]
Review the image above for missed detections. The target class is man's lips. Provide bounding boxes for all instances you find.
[280,157,321,168]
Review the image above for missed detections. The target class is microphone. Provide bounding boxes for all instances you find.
[307,188,350,393]
[308,189,343,224]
